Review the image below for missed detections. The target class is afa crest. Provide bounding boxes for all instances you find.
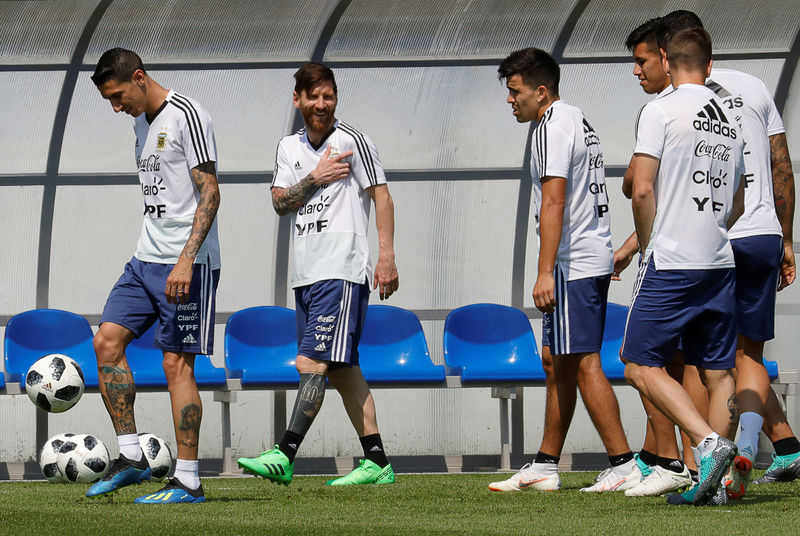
[156,132,168,152]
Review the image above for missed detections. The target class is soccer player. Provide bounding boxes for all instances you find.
[489,48,640,493]
[87,48,221,504]
[622,27,746,506]
[613,19,693,497]
[656,9,800,499]
[236,62,398,486]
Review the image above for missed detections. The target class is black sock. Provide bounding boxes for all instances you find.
[638,449,658,466]
[657,457,684,473]
[278,430,304,463]
[773,437,800,456]
[360,434,389,468]
[534,451,560,465]
[609,451,634,467]
[689,469,698,479]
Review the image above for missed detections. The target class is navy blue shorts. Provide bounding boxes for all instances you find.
[295,279,369,366]
[731,235,782,342]
[542,267,610,356]
[101,257,219,354]
[621,257,735,370]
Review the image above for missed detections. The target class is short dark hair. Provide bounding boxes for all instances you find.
[294,62,337,96]
[625,17,661,53]
[666,28,712,72]
[656,10,704,51]
[498,47,560,96]
[91,48,145,86]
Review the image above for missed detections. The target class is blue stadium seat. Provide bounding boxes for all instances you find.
[765,358,779,380]
[443,303,545,383]
[359,305,445,384]
[4,309,99,388]
[225,306,299,386]
[0,371,5,391]
[126,322,225,387]
[600,302,628,381]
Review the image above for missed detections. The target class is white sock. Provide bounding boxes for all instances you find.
[613,459,637,475]
[737,411,763,461]
[118,434,142,461]
[531,462,558,474]
[696,432,721,459]
[174,458,200,490]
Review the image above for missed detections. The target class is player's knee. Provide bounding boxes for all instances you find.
[162,354,194,385]
[623,363,641,388]
[295,355,328,375]
[93,331,124,366]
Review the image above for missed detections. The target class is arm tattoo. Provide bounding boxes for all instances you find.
[771,133,795,240]
[182,161,220,260]
[272,174,319,216]
[99,365,137,435]
[178,403,202,449]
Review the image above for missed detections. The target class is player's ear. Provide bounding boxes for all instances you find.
[131,69,146,87]
[292,90,301,108]
[706,59,713,78]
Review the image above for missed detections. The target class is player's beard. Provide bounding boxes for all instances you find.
[302,106,335,134]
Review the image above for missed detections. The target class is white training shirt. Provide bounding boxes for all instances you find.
[530,100,613,281]
[635,83,745,269]
[272,120,386,288]
[706,68,784,240]
[133,90,220,269]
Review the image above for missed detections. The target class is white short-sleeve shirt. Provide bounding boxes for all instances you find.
[272,120,386,288]
[635,83,745,269]
[706,68,784,240]
[132,90,220,268]
[530,100,613,281]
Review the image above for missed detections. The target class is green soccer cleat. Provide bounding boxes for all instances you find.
[326,459,395,486]
[752,451,800,484]
[237,446,293,485]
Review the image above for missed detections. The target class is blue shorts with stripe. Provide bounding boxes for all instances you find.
[541,267,611,356]
[732,234,782,342]
[101,257,219,354]
[295,279,369,367]
[621,257,735,370]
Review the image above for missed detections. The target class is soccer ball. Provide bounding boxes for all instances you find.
[39,433,76,483]
[25,354,84,413]
[56,434,109,483]
[138,432,173,481]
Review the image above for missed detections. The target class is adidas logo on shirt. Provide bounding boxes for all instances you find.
[183,333,197,344]
[294,161,302,170]
[315,342,327,352]
[693,99,737,139]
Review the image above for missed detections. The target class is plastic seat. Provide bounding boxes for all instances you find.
[359,305,445,384]
[126,322,225,387]
[600,303,629,381]
[225,306,299,386]
[443,303,545,383]
[0,371,5,391]
[4,309,99,388]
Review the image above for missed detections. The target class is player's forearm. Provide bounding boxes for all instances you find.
[622,155,635,199]
[374,188,396,261]
[771,133,795,242]
[538,201,564,275]
[271,175,321,216]
[181,162,220,261]
[620,231,640,258]
[632,191,655,253]
[726,177,746,230]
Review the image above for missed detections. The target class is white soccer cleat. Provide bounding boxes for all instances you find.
[488,463,561,492]
[624,465,692,496]
[580,464,641,492]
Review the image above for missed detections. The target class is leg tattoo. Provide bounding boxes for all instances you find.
[288,372,327,435]
[178,403,202,449]
[99,365,137,434]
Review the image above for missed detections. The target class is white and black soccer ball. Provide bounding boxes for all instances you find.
[138,433,173,481]
[26,354,84,413]
[56,434,109,483]
[39,433,76,483]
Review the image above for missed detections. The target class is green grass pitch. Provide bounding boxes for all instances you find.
[1,472,799,535]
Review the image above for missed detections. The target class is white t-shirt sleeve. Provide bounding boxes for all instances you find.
[271,140,294,188]
[538,123,572,180]
[179,106,217,169]
[634,102,666,159]
[765,94,786,137]
[350,133,387,190]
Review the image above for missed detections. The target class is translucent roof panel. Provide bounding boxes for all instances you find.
[565,0,800,57]
[558,63,652,167]
[325,0,579,60]
[333,66,529,169]
[62,69,296,174]
[782,78,800,163]
[85,0,335,64]
[711,59,784,95]
[0,185,43,315]
[0,0,99,64]
[0,72,65,175]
